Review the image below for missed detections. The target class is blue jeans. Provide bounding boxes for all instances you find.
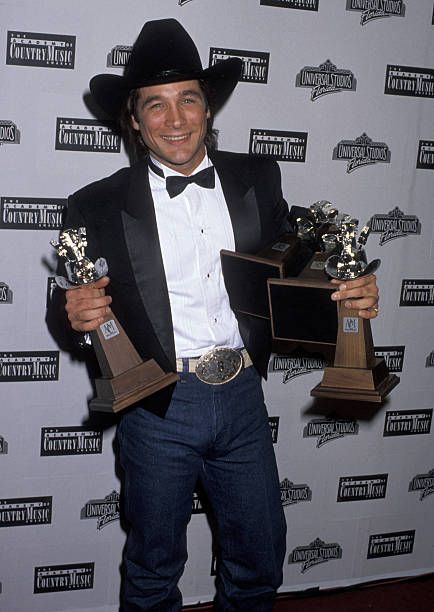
[117,366,286,611]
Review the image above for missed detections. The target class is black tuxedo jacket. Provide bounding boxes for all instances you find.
[62,150,289,405]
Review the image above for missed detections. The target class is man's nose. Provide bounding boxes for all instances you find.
[165,103,185,127]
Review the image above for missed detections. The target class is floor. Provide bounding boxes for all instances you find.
[183,574,434,611]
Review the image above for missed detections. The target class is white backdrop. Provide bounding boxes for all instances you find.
[1,1,433,610]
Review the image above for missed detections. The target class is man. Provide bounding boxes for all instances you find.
[59,19,379,611]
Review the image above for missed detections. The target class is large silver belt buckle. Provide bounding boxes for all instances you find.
[195,347,243,385]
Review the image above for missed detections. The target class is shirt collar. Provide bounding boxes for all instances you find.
[148,152,211,182]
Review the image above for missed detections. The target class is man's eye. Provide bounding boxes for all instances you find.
[182,97,195,104]
[144,101,163,111]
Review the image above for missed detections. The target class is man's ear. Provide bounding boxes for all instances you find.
[131,114,140,131]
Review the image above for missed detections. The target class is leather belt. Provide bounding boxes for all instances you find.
[176,347,253,385]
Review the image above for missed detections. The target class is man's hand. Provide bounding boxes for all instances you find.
[330,273,379,319]
[65,276,112,332]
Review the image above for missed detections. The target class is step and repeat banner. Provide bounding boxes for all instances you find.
[1,1,433,610]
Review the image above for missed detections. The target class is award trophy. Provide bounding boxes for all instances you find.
[219,203,327,319]
[310,218,399,402]
[51,228,178,413]
[293,201,343,280]
[268,202,342,357]
[220,232,308,319]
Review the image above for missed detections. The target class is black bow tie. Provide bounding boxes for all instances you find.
[148,158,215,198]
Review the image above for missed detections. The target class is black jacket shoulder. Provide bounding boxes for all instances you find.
[70,166,132,207]
[212,149,280,172]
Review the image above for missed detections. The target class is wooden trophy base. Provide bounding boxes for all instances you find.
[311,358,400,403]
[88,312,178,413]
[311,302,399,403]
[90,360,179,413]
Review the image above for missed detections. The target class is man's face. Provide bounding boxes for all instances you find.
[131,79,210,176]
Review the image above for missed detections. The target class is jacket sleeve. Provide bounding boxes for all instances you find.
[268,159,292,236]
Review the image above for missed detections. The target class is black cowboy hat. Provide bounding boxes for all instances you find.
[90,18,242,118]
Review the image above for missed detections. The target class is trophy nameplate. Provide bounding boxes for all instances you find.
[221,233,310,318]
[51,228,178,413]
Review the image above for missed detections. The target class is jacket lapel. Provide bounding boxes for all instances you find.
[121,161,176,367]
[211,152,261,253]
[119,153,262,367]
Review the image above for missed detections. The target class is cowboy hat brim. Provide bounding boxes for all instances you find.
[90,57,242,119]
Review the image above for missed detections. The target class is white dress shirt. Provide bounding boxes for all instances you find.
[149,153,244,358]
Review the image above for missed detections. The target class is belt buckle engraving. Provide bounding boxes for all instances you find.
[195,348,243,385]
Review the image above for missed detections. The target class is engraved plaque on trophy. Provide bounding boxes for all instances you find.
[310,218,400,403]
[51,228,178,413]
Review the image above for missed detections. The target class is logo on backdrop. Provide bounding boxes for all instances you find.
[209,48,269,84]
[367,530,415,559]
[346,0,405,25]
[280,478,312,506]
[0,283,13,304]
[288,538,342,573]
[269,354,326,382]
[249,130,308,162]
[34,563,95,593]
[304,418,359,447]
[107,45,132,67]
[333,133,391,173]
[408,469,434,501]
[260,0,319,10]
[374,346,405,372]
[369,207,421,245]
[400,280,434,307]
[416,140,434,170]
[6,31,75,69]
[383,410,432,437]
[0,352,59,382]
[0,197,66,230]
[268,416,280,443]
[385,65,434,98]
[296,59,357,101]
[55,118,121,153]
[0,121,20,145]
[0,496,52,527]
[41,427,103,456]
[337,474,388,502]
[426,351,434,368]
[81,491,119,529]
[178,0,194,5]
[0,436,8,454]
